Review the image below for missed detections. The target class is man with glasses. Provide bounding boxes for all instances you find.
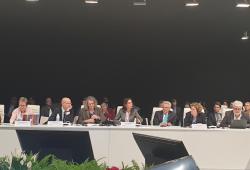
[153,101,176,126]
[10,97,34,124]
[48,97,74,123]
[220,100,249,127]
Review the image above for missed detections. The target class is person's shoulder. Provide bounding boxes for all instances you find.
[225,110,233,115]
[154,110,162,116]
[242,112,249,118]
[79,108,87,113]
[12,108,19,113]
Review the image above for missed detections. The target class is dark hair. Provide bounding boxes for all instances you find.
[171,99,177,103]
[122,98,133,111]
[214,101,221,107]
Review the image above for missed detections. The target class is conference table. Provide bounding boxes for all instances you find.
[1,124,250,170]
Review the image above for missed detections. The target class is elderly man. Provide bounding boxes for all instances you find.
[48,97,74,123]
[153,101,176,126]
[220,100,249,127]
[10,97,34,124]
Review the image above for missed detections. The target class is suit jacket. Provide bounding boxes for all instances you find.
[153,111,176,125]
[48,107,74,123]
[115,108,143,123]
[207,112,222,126]
[40,105,56,117]
[172,106,183,126]
[220,110,249,127]
[184,112,206,127]
[77,107,106,124]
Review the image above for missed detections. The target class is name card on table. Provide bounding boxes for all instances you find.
[48,121,63,127]
[120,122,136,127]
[191,123,207,130]
[15,121,31,127]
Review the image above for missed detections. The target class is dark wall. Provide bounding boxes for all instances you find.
[0,0,250,114]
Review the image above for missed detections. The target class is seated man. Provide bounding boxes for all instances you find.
[48,97,74,123]
[244,101,250,116]
[153,101,176,126]
[10,97,34,124]
[40,97,56,118]
[77,96,106,124]
[220,100,249,127]
[207,102,223,126]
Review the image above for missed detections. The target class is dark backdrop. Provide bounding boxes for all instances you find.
[0,0,250,115]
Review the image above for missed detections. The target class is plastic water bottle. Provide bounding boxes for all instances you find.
[56,114,60,121]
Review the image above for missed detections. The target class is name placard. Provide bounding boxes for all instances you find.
[15,121,31,127]
[191,123,207,130]
[48,121,63,127]
[120,122,136,127]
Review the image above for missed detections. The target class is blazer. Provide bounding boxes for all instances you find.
[184,112,206,127]
[115,108,143,123]
[207,112,222,126]
[153,111,176,125]
[48,107,74,123]
[40,105,56,117]
[77,107,106,124]
[172,106,183,126]
[220,110,249,127]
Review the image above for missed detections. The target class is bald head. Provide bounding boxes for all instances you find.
[61,97,72,111]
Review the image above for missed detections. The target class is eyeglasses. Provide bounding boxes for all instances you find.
[233,107,242,110]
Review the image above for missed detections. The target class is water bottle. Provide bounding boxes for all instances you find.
[56,114,60,121]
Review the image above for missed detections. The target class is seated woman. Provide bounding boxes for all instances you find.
[115,98,143,123]
[100,102,116,120]
[184,102,206,127]
[10,97,34,124]
[77,96,106,124]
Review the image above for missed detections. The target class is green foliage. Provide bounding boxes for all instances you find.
[0,152,149,170]
[0,157,9,170]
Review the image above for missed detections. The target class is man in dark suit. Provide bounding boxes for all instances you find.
[40,97,56,118]
[153,101,176,126]
[207,102,223,126]
[220,100,249,127]
[171,99,183,126]
[48,97,74,123]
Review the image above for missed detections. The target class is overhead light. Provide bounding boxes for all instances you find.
[236,0,250,7]
[85,0,98,4]
[241,31,249,40]
[133,0,146,6]
[185,0,199,7]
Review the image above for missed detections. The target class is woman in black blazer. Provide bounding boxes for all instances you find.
[184,102,206,127]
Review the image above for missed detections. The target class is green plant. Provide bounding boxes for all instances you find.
[0,151,149,170]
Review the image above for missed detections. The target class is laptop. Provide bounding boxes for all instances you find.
[230,119,247,129]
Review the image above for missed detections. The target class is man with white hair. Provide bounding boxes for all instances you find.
[153,101,176,126]
[220,100,249,127]
[48,97,75,123]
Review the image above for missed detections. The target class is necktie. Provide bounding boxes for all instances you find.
[162,114,168,123]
